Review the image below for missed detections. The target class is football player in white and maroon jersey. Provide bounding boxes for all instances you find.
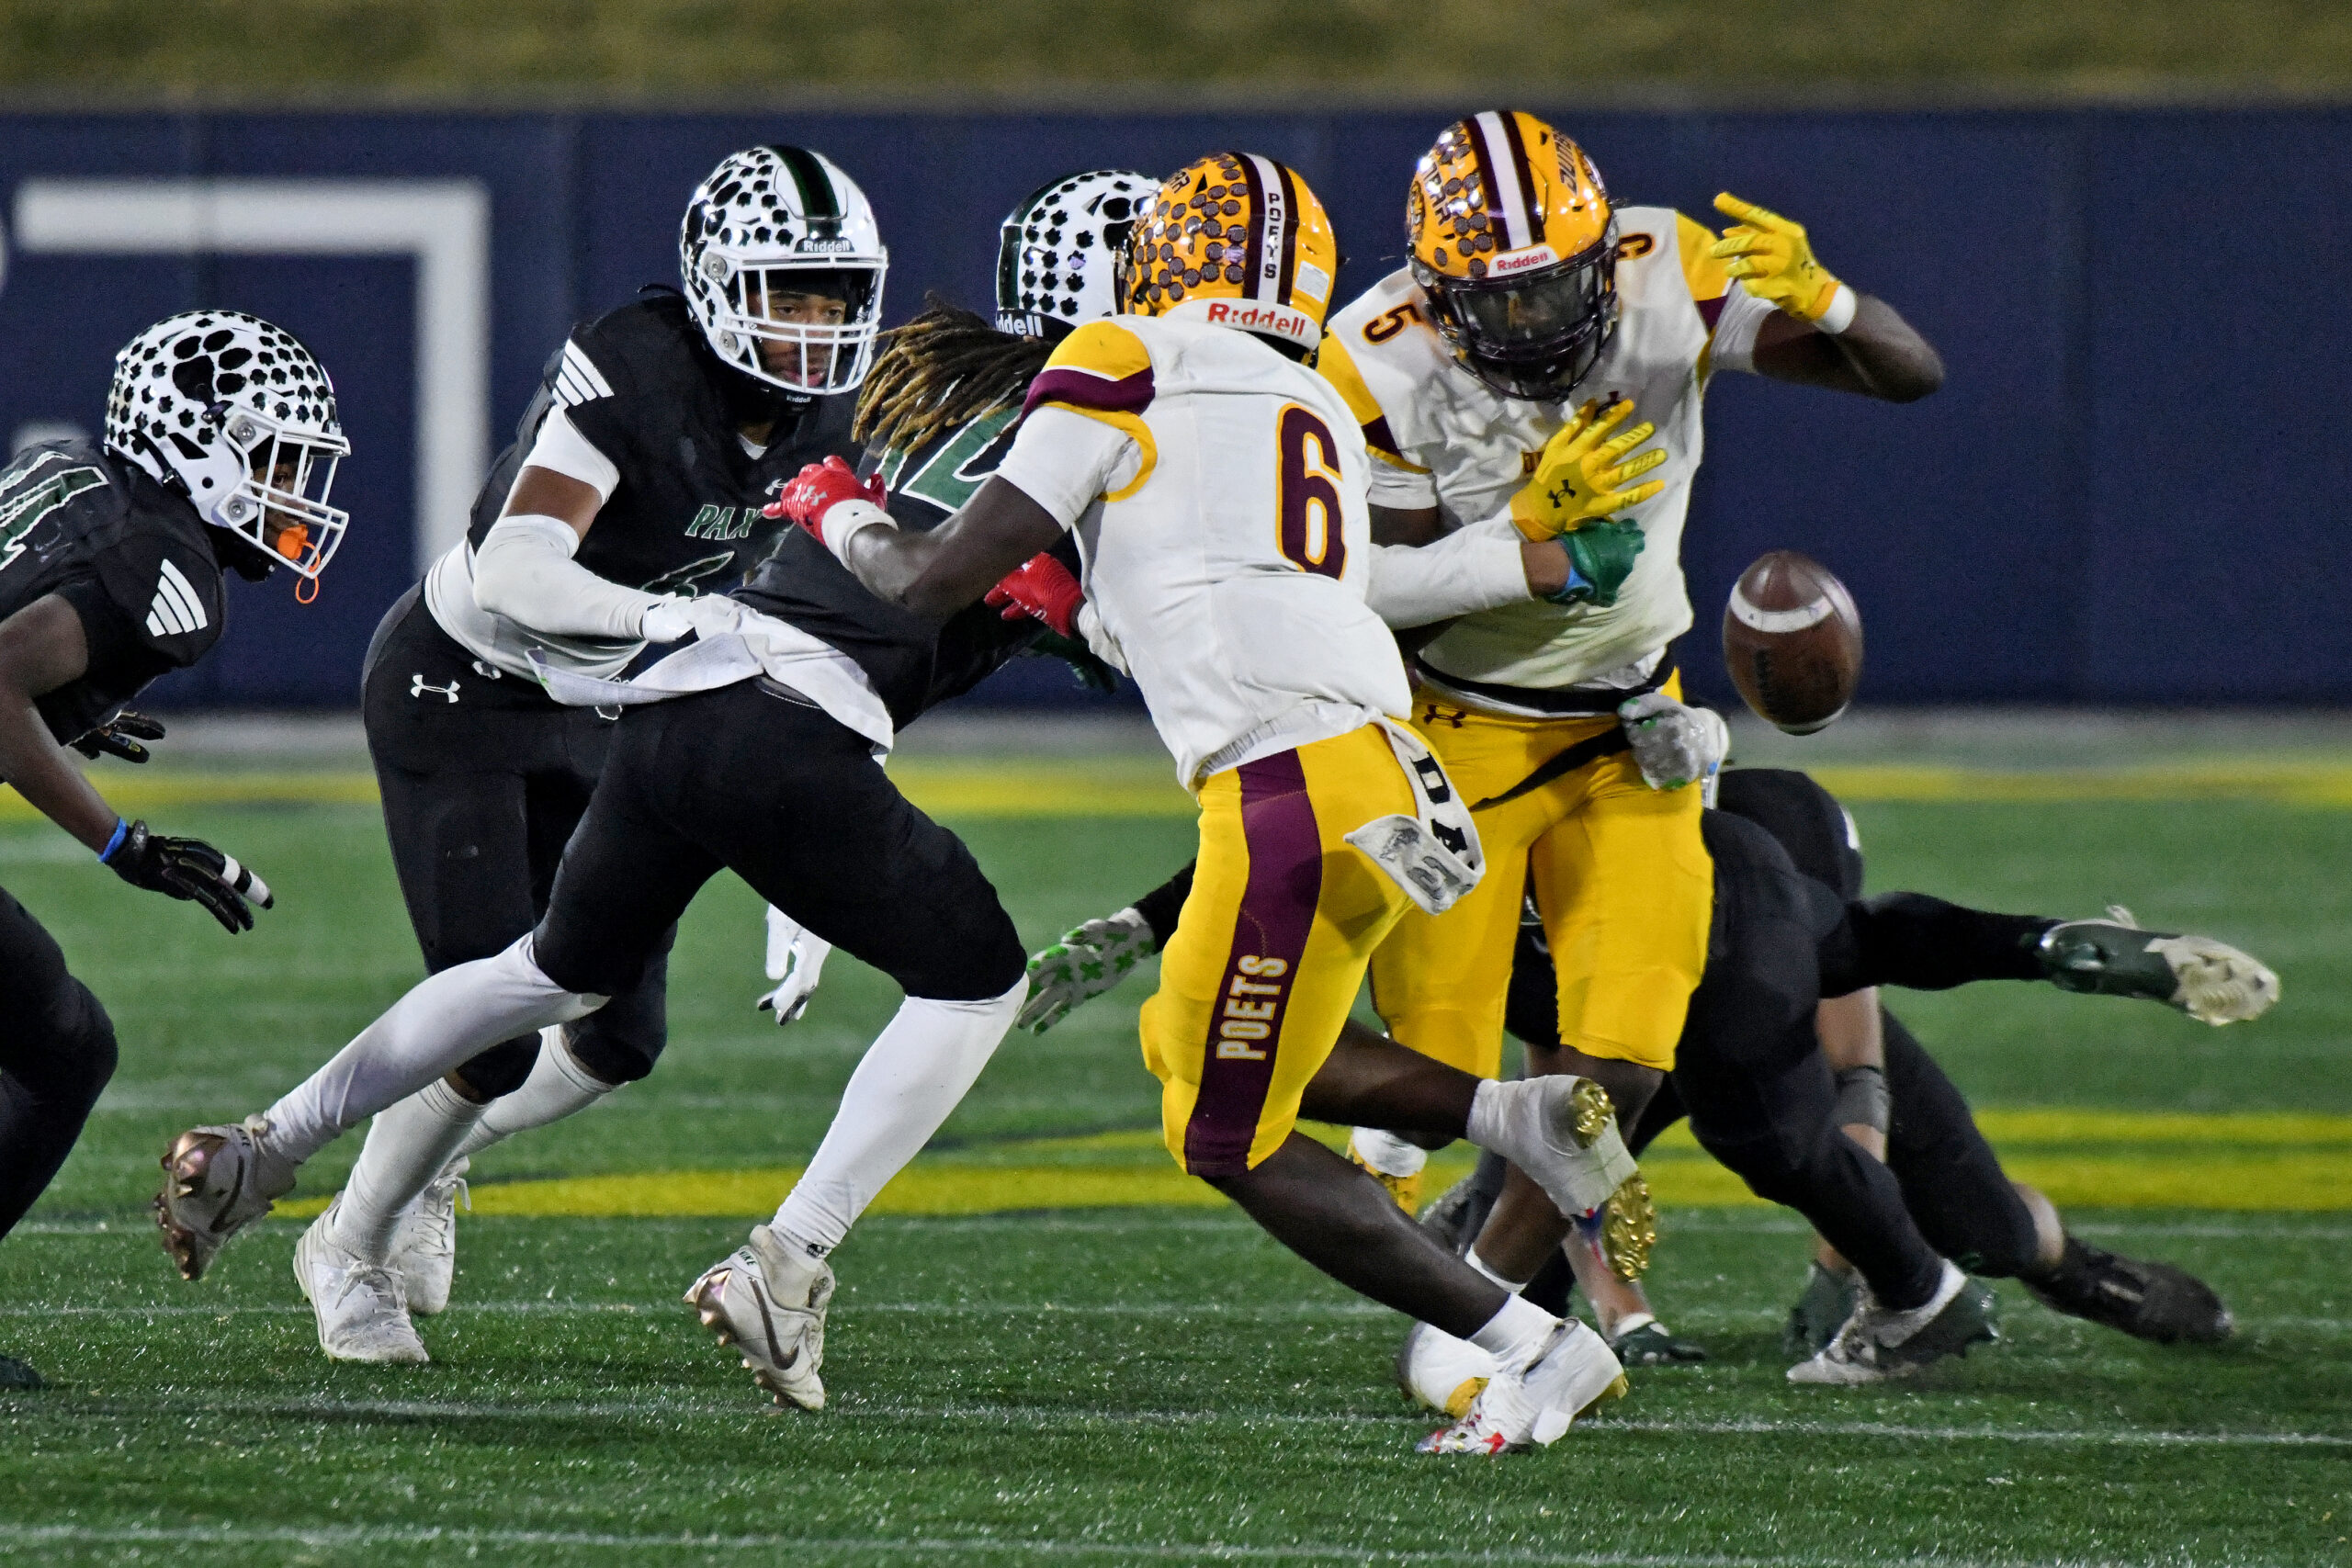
[786,151,1685,1453]
[1314,111,1948,1329]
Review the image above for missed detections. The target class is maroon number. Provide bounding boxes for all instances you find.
[1361,302,1421,344]
[1276,404,1346,581]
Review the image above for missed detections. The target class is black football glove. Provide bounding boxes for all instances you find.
[71,710,166,765]
[101,819,273,934]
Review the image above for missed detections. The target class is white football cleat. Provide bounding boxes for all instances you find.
[1787,1260,1997,1386]
[154,1115,297,1281]
[1476,1076,1643,1219]
[685,1225,835,1410]
[1396,1320,1498,1417]
[293,1201,430,1364]
[1418,1318,1627,1455]
[389,1159,469,1316]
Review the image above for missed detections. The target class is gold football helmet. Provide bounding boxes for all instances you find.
[1117,152,1340,353]
[1408,111,1617,400]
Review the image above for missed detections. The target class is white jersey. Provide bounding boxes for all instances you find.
[1319,206,1776,713]
[993,313,1412,788]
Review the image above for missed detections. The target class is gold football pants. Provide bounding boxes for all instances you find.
[1368,691,1713,1077]
[1142,725,1423,1177]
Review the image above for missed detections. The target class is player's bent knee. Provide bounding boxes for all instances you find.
[452,1035,541,1100]
[516,930,620,1013]
[50,979,119,1111]
[565,1027,659,1087]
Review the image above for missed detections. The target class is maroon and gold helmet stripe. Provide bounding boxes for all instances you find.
[1230,152,1302,307]
[1463,110,1539,255]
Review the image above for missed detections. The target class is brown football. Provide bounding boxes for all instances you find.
[1722,550,1863,735]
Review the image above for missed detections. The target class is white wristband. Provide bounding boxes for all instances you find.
[1815,282,1859,335]
[817,499,895,562]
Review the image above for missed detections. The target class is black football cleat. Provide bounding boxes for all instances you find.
[2035,908,2278,1025]
[0,1355,42,1391]
[2024,1236,2234,1345]
[1783,1261,1861,1359]
[1610,1315,1709,1365]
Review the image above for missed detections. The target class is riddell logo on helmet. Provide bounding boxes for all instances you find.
[1204,300,1312,338]
[1488,244,1560,278]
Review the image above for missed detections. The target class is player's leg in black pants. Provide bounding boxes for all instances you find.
[1876,1013,2042,1277]
[0,887,119,1239]
[1670,831,1950,1314]
[0,886,120,1388]
[361,590,670,1100]
[531,680,1024,1011]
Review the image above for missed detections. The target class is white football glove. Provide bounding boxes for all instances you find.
[641,593,745,644]
[756,904,831,1027]
[1617,692,1730,793]
[1017,907,1157,1033]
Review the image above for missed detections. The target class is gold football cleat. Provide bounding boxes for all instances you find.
[1603,1171,1657,1281]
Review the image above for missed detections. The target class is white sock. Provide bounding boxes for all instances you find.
[264,936,605,1167]
[1466,1246,1530,1292]
[1349,1126,1429,1179]
[770,976,1023,1255]
[451,1026,618,1163]
[1467,1292,1557,1371]
[330,1077,484,1264]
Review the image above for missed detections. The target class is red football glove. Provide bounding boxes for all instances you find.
[983,553,1085,637]
[764,457,887,550]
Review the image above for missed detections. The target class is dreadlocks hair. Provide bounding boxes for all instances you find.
[854,294,1054,458]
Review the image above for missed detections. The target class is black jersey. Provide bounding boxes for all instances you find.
[735,400,1047,728]
[0,442,227,746]
[467,288,856,598]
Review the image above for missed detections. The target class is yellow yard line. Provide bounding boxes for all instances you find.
[16,758,2352,820]
[276,1110,2352,1219]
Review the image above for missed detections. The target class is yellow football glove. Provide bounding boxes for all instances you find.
[1508,399,1669,542]
[1710,193,1845,322]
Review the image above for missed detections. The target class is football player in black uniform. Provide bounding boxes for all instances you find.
[147,145,886,1361]
[151,171,1158,1397]
[1015,766,2274,1390]
[0,310,345,1386]
[1396,767,2254,1395]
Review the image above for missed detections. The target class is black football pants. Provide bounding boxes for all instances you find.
[363,589,672,1094]
[0,885,119,1241]
[531,678,1026,1007]
[1496,815,2049,1310]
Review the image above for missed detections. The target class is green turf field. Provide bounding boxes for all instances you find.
[1,734,2348,1565]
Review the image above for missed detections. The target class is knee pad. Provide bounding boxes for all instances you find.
[564,1023,659,1087]
[514,931,625,1006]
[453,1033,542,1100]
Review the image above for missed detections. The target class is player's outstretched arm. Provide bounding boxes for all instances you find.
[0,595,269,932]
[773,459,1064,623]
[1018,862,1195,1033]
[1711,193,1944,404]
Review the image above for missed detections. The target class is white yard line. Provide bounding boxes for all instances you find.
[0,1522,2276,1566]
[14,1387,2346,1452]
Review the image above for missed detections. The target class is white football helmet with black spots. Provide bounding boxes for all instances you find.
[996,169,1158,342]
[104,310,349,582]
[680,145,888,397]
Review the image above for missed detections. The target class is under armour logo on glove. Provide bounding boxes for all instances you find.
[410,674,459,704]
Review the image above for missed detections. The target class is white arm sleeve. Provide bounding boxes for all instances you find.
[991,405,1141,527]
[1707,284,1781,377]
[517,407,622,502]
[1363,519,1532,628]
[470,513,662,640]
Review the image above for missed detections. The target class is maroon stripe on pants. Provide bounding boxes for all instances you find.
[1182,750,1321,1177]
